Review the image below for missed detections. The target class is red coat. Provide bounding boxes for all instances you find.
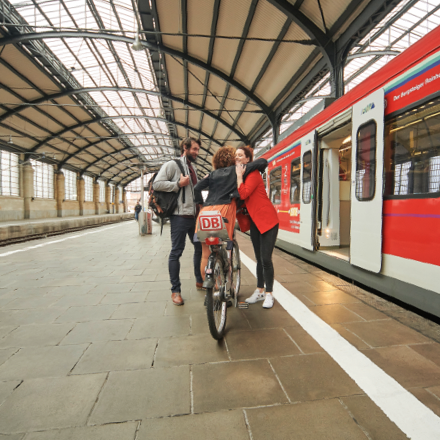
[238,170,279,234]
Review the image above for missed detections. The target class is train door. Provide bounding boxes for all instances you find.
[350,88,384,273]
[315,120,352,261]
[299,130,317,251]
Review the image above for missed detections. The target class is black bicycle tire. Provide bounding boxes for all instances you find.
[206,255,227,340]
[232,240,241,307]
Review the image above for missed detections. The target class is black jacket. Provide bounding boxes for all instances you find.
[194,158,267,206]
[134,204,142,213]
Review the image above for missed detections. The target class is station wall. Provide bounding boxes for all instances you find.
[0,161,127,222]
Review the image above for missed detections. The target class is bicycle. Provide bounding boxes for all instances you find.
[197,210,247,340]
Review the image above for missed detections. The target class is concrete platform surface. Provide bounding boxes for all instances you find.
[0,213,134,241]
[0,220,439,438]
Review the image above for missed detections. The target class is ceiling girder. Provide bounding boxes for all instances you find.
[78,145,176,172]
[118,169,145,186]
[249,0,407,147]
[56,131,184,166]
[29,114,225,153]
[266,0,335,69]
[0,86,249,143]
[83,145,212,176]
[0,31,273,121]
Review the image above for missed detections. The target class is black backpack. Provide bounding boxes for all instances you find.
[148,159,187,223]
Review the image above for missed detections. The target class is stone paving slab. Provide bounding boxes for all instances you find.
[245,400,367,440]
[137,410,250,440]
[192,359,289,413]
[0,374,106,433]
[154,333,229,368]
[0,345,87,380]
[0,222,440,438]
[71,339,157,374]
[0,324,74,349]
[59,319,133,345]
[89,367,190,424]
[22,422,138,440]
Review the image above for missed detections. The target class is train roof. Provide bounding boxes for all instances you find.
[262,25,440,162]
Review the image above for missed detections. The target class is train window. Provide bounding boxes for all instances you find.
[302,151,312,204]
[384,98,440,197]
[269,167,282,205]
[290,158,301,203]
[355,121,376,201]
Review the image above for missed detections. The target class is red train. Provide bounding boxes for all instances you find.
[261,26,440,317]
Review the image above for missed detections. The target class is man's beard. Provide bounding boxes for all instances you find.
[186,152,196,163]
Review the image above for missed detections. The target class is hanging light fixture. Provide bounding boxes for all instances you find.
[8,135,13,144]
[131,31,144,52]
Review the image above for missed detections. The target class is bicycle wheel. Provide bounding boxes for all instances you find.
[206,254,227,340]
[231,240,241,308]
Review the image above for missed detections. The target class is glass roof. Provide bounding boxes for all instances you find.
[9,0,175,166]
[6,0,440,167]
[255,0,440,154]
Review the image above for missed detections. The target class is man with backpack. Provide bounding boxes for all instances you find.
[152,137,203,306]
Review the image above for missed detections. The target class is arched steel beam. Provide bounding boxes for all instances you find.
[30,115,222,153]
[85,146,212,176]
[118,159,209,187]
[60,140,178,168]
[0,86,249,143]
[266,0,335,68]
[118,170,145,186]
[0,32,273,120]
[57,131,212,167]
[82,145,176,172]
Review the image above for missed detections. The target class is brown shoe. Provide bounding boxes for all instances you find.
[196,282,206,290]
[171,292,184,306]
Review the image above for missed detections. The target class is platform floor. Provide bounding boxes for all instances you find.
[1,220,440,438]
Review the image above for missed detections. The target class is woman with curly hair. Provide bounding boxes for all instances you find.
[194,146,267,280]
[236,145,279,309]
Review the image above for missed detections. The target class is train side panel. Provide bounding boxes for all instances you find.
[263,26,440,316]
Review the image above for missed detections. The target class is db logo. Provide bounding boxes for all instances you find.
[200,215,222,230]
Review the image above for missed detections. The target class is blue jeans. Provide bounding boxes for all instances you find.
[169,215,203,293]
[135,211,139,221]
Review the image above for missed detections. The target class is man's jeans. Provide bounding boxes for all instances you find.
[169,215,203,293]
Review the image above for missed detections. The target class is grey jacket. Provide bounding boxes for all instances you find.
[152,156,198,216]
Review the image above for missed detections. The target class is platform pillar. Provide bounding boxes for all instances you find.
[22,162,34,219]
[78,178,85,216]
[56,172,65,218]
[93,182,100,215]
[105,184,111,214]
[122,189,127,213]
[115,187,120,213]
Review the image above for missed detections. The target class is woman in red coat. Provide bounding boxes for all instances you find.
[236,146,279,309]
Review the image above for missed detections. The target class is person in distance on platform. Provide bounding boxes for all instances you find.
[236,146,279,309]
[152,137,203,306]
[194,147,267,281]
[134,201,142,221]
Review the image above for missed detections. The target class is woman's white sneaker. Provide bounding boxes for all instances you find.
[262,294,274,309]
[245,290,266,304]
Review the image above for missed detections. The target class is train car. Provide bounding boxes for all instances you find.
[262,25,440,318]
